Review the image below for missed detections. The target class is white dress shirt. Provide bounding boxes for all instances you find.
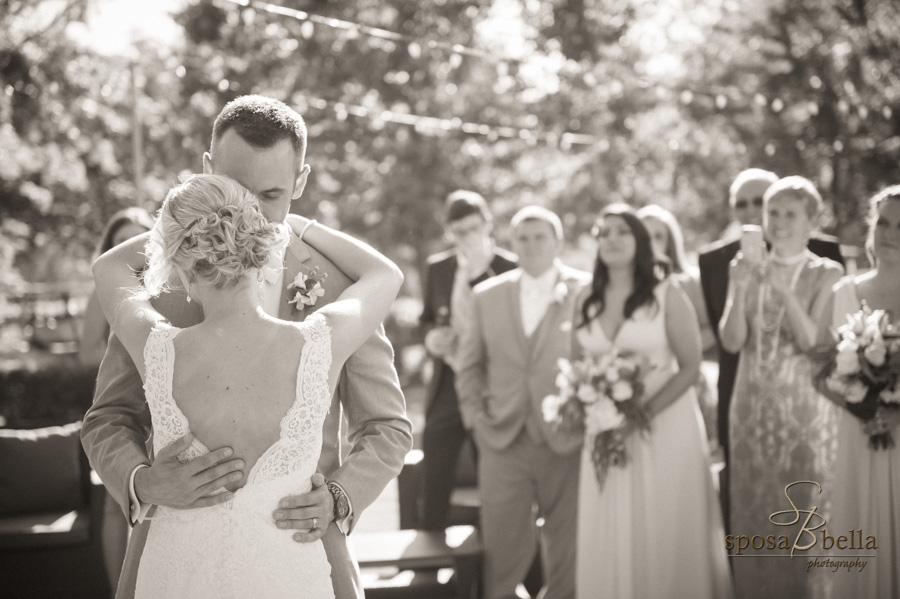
[520,264,560,337]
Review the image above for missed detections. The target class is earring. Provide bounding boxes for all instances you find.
[186,294,191,304]
[257,269,264,282]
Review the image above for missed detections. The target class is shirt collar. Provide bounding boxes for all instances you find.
[521,261,560,292]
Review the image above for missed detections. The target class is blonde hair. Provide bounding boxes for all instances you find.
[143,174,287,296]
[763,175,823,219]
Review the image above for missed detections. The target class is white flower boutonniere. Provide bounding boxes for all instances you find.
[288,267,328,311]
[552,281,569,304]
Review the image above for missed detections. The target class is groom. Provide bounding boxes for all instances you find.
[456,206,589,599]
[81,95,413,599]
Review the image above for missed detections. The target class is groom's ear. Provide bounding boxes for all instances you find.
[291,164,311,201]
[202,152,214,175]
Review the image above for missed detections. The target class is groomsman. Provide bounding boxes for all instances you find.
[418,190,517,530]
[457,206,589,599]
[698,167,843,530]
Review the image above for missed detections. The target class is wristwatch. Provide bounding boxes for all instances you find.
[326,481,351,521]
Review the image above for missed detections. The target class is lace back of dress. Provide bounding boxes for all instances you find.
[143,325,201,461]
[249,313,333,484]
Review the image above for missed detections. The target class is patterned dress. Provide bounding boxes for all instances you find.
[729,252,843,599]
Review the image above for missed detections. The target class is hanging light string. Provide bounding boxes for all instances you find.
[293,92,605,149]
[213,0,894,153]
[219,0,495,60]
[211,0,607,149]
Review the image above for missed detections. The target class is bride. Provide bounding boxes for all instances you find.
[574,204,733,598]
[92,174,403,598]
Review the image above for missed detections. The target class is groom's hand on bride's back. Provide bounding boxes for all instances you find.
[273,472,333,543]
[134,433,245,509]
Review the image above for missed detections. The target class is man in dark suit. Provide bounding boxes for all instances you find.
[698,168,843,531]
[418,190,517,530]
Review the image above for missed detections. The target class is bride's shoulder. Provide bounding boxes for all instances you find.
[148,320,181,340]
[296,312,332,344]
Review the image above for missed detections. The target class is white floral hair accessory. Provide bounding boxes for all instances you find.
[288,266,327,311]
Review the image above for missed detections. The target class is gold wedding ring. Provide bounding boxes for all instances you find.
[312,517,317,529]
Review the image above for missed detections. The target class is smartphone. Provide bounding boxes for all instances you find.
[740,224,765,264]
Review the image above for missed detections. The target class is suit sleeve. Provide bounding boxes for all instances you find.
[454,290,488,430]
[330,323,413,528]
[80,332,152,519]
[419,261,438,336]
[698,250,724,341]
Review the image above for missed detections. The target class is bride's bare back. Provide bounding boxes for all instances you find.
[170,317,316,490]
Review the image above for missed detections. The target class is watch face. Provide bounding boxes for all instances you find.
[329,483,350,519]
[336,496,350,519]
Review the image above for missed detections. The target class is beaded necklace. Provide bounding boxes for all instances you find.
[755,251,807,375]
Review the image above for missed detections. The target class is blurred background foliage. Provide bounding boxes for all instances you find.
[3,0,900,294]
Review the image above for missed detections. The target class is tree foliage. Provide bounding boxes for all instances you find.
[3,0,900,292]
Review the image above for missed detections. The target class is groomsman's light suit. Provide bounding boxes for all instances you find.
[81,232,413,599]
[457,237,589,599]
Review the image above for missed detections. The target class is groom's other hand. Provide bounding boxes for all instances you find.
[274,472,333,542]
[134,433,244,509]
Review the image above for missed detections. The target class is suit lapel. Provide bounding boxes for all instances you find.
[278,234,311,321]
[527,270,568,358]
[507,272,529,354]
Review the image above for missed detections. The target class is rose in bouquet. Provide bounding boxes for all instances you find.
[811,303,900,449]
[542,350,652,489]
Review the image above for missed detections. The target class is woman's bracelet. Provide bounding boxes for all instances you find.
[297,219,318,242]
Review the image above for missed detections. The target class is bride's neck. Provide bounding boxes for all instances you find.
[194,277,264,323]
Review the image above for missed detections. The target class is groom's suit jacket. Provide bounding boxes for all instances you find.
[456,265,590,455]
[80,231,413,599]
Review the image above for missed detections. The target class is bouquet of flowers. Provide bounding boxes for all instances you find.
[811,303,900,450]
[542,351,651,489]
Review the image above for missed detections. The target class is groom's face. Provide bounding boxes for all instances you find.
[205,129,309,224]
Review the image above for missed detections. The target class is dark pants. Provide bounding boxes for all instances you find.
[716,348,740,534]
[421,365,472,530]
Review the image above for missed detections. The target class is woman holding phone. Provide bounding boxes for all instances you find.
[719,176,844,599]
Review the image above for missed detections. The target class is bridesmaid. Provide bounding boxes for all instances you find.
[817,185,900,599]
[720,176,844,598]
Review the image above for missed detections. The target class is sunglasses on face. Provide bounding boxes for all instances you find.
[734,197,764,210]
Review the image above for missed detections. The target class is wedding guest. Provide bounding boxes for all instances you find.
[817,185,900,599]
[638,205,718,446]
[574,204,732,599]
[81,95,412,599]
[418,190,516,530]
[92,174,403,597]
[720,176,843,598]
[77,206,154,594]
[79,207,155,367]
[698,168,843,529]
[456,206,589,599]
[638,204,715,352]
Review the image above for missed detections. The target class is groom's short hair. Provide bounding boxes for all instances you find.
[211,95,308,165]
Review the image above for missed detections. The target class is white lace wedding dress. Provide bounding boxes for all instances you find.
[134,314,335,599]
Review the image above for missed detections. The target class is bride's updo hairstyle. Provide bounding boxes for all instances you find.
[143,174,287,296]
